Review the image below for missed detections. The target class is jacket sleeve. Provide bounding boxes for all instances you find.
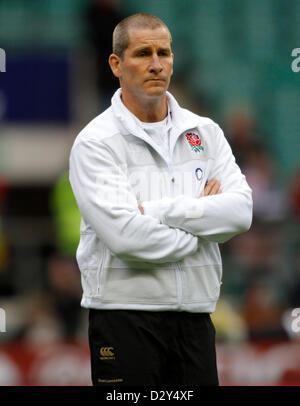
[69,138,199,263]
[142,125,253,243]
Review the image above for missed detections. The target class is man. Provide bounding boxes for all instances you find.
[69,13,253,386]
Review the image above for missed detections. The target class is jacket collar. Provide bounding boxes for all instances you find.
[111,88,200,164]
[111,88,199,137]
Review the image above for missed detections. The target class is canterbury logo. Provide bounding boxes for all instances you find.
[100,347,115,359]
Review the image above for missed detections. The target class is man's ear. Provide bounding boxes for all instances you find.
[109,54,121,78]
[171,52,174,76]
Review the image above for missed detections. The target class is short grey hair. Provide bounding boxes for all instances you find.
[112,13,172,59]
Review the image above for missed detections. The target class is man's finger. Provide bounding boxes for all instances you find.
[203,178,217,196]
[203,179,214,196]
[209,181,221,196]
[200,179,221,197]
[138,203,144,214]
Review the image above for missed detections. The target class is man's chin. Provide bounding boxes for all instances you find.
[143,84,167,98]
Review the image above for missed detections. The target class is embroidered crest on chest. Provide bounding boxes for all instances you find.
[184,132,204,153]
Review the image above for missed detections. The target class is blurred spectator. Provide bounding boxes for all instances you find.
[240,279,288,341]
[86,0,125,110]
[0,174,9,209]
[225,108,287,222]
[289,168,300,220]
[0,219,8,272]
[281,253,300,341]
[0,174,10,277]
[210,298,248,343]
[226,108,262,169]
[287,254,300,309]
[22,293,62,346]
[46,254,82,340]
[48,171,82,339]
[243,147,287,222]
[49,171,81,258]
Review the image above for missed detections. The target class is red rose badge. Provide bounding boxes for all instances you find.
[185,132,204,152]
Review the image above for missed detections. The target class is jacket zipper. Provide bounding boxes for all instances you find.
[133,126,185,307]
[169,161,183,307]
[175,263,183,307]
[97,248,106,296]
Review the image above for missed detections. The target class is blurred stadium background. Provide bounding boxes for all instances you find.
[0,0,300,386]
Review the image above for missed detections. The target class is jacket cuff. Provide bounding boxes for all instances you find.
[142,196,205,230]
[141,200,163,221]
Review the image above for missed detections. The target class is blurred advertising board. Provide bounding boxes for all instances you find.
[0,340,299,386]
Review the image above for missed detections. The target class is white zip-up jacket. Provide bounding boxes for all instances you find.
[69,89,253,313]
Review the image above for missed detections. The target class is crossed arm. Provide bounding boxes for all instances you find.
[70,139,200,264]
[138,178,222,214]
[70,127,252,263]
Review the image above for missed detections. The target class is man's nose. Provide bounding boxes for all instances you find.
[149,54,163,73]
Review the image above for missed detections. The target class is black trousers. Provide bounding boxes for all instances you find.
[88,309,219,386]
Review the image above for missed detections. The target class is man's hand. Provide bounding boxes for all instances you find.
[138,202,144,215]
[200,178,221,197]
[138,178,221,214]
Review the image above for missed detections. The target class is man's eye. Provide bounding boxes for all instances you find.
[158,51,170,56]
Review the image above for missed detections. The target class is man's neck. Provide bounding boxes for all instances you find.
[120,90,168,123]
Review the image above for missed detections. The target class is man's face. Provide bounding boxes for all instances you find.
[112,26,174,100]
